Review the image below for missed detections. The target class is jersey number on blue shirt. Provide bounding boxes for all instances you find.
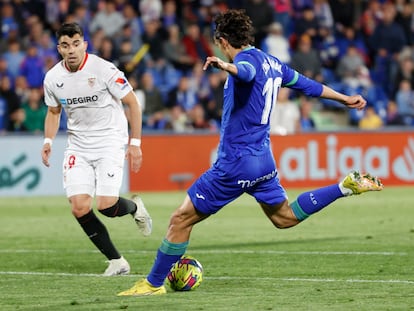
[262,77,282,124]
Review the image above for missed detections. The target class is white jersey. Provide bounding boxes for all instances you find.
[43,53,132,151]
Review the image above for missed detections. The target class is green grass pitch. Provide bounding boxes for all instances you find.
[0,187,413,311]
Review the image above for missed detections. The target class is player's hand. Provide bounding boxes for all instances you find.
[203,56,227,71]
[126,145,143,173]
[344,95,367,111]
[41,144,52,167]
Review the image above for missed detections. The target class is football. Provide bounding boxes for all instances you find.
[167,255,203,291]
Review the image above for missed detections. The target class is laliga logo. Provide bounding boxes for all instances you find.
[278,135,414,182]
[392,137,414,181]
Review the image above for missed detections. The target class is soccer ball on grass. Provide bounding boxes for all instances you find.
[167,255,203,291]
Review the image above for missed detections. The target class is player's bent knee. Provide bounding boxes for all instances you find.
[71,206,91,218]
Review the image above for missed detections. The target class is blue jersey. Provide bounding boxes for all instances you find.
[217,46,323,161]
[188,47,323,215]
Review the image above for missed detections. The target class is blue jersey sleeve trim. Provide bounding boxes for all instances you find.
[284,71,299,86]
[286,72,323,97]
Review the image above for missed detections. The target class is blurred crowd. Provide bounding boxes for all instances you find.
[1,0,414,135]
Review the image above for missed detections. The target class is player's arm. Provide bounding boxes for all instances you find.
[203,57,256,82]
[283,67,367,111]
[319,84,366,110]
[122,90,143,173]
[41,106,61,167]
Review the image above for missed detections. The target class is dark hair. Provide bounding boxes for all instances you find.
[56,22,84,40]
[213,9,254,48]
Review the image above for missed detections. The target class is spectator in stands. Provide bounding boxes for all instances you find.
[203,70,225,128]
[142,18,167,65]
[244,0,276,42]
[139,0,163,22]
[269,0,291,38]
[89,0,125,37]
[270,87,300,135]
[395,79,414,125]
[18,44,45,88]
[163,23,195,73]
[290,34,323,82]
[139,71,168,130]
[368,2,407,96]
[71,3,92,42]
[37,30,58,63]
[121,3,143,51]
[395,1,414,46]
[89,28,105,55]
[358,106,383,130]
[166,105,191,132]
[293,5,319,45]
[188,61,211,107]
[188,103,216,131]
[313,0,334,30]
[291,0,314,19]
[385,100,405,126]
[44,0,63,30]
[22,87,46,133]
[182,22,213,64]
[317,26,339,77]
[23,17,45,48]
[336,44,367,85]
[294,5,319,47]
[167,75,198,112]
[298,96,316,131]
[3,38,25,81]
[0,2,19,40]
[0,56,13,86]
[391,50,414,98]
[359,0,383,42]
[0,75,25,131]
[14,75,30,105]
[335,26,369,65]
[329,0,357,34]
[117,39,135,75]
[160,0,182,30]
[261,22,291,64]
[97,36,117,62]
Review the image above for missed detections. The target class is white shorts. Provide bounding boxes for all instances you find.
[62,147,125,198]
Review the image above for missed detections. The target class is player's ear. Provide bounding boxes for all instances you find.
[216,37,226,47]
[57,44,62,55]
[83,41,88,51]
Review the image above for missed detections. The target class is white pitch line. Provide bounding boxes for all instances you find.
[1,271,413,285]
[0,249,408,256]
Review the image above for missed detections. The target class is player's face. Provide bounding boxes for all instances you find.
[57,34,87,71]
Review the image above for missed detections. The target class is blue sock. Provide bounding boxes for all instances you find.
[147,239,188,287]
[291,184,344,221]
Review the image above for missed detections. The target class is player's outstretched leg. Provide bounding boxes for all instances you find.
[104,256,130,276]
[117,279,166,296]
[339,170,383,196]
[288,170,383,223]
[131,195,152,237]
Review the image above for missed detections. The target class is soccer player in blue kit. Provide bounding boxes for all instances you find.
[118,9,383,296]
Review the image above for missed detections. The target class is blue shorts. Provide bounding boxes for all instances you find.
[187,149,287,215]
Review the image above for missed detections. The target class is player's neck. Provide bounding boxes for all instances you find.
[231,45,252,61]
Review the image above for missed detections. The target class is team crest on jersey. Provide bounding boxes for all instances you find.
[116,77,126,84]
[88,77,96,87]
[115,77,128,89]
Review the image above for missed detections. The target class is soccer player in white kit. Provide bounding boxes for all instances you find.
[41,22,152,276]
